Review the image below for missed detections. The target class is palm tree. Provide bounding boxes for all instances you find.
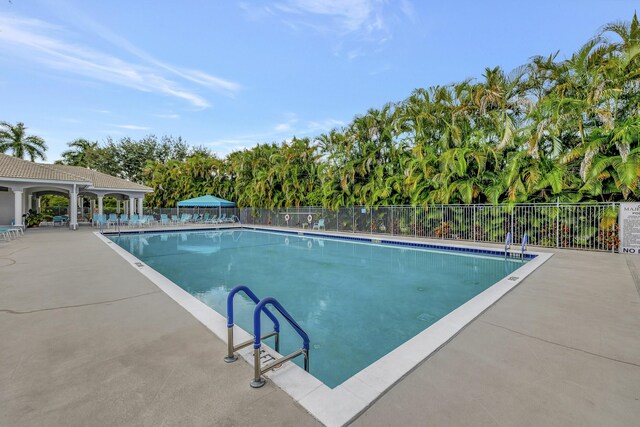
[0,121,47,161]
[58,138,99,167]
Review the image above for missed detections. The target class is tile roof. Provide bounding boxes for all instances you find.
[0,153,152,192]
[0,153,89,183]
[51,165,152,191]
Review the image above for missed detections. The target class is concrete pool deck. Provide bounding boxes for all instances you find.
[1,226,639,426]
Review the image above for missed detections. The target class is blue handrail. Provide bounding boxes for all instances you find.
[225,285,280,363]
[253,297,309,351]
[250,296,310,387]
[505,231,512,254]
[227,285,280,332]
[521,233,528,255]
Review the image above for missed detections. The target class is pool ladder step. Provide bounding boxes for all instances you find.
[225,285,310,388]
[504,232,529,259]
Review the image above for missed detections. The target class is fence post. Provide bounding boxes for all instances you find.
[370,207,373,234]
[510,208,514,242]
[353,206,355,233]
[556,198,560,248]
[390,207,394,236]
[414,206,417,237]
[473,205,477,242]
[612,202,616,253]
[441,206,444,240]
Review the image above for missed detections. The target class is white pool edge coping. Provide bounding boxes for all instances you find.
[95,229,553,427]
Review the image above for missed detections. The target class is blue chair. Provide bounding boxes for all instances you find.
[52,216,68,227]
[93,214,107,228]
[0,226,22,240]
[107,213,118,227]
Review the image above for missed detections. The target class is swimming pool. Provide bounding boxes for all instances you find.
[109,228,529,388]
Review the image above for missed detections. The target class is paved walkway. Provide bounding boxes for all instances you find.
[0,228,320,426]
[1,227,639,426]
[354,245,640,426]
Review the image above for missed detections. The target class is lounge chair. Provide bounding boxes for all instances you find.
[93,214,107,228]
[8,220,25,236]
[129,214,140,227]
[205,214,218,224]
[160,214,170,226]
[146,215,157,226]
[312,218,325,230]
[171,214,179,224]
[0,226,21,241]
[119,214,129,225]
[107,213,118,227]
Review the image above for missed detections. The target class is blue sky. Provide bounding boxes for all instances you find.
[0,0,637,161]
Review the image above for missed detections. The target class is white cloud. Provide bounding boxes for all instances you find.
[274,112,299,132]
[155,113,181,119]
[399,0,416,22]
[301,118,345,134]
[115,124,151,130]
[0,14,242,108]
[275,0,383,33]
[275,123,292,132]
[347,48,364,60]
[272,0,390,36]
[207,116,345,155]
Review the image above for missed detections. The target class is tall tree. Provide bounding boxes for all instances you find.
[0,121,47,161]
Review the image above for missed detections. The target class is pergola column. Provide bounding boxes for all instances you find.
[13,190,23,227]
[36,197,41,213]
[137,197,144,216]
[129,198,135,216]
[116,200,120,214]
[98,196,104,216]
[69,185,78,230]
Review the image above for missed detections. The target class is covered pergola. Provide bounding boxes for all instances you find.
[0,153,153,229]
[177,195,235,217]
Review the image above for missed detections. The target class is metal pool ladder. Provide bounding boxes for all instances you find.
[521,233,528,257]
[504,232,512,257]
[225,285,310,388]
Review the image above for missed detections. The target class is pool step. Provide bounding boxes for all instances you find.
[259,348,276,365]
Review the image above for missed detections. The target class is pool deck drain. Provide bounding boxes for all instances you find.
[1,226,639,426]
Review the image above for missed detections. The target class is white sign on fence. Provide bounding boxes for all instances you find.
[619,202,640,254]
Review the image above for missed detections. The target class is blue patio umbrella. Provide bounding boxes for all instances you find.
[176,195,236,216]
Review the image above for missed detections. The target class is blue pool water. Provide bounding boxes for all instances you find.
[110,229,526,388]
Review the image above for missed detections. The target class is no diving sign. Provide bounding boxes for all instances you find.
[619,202,640,254]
